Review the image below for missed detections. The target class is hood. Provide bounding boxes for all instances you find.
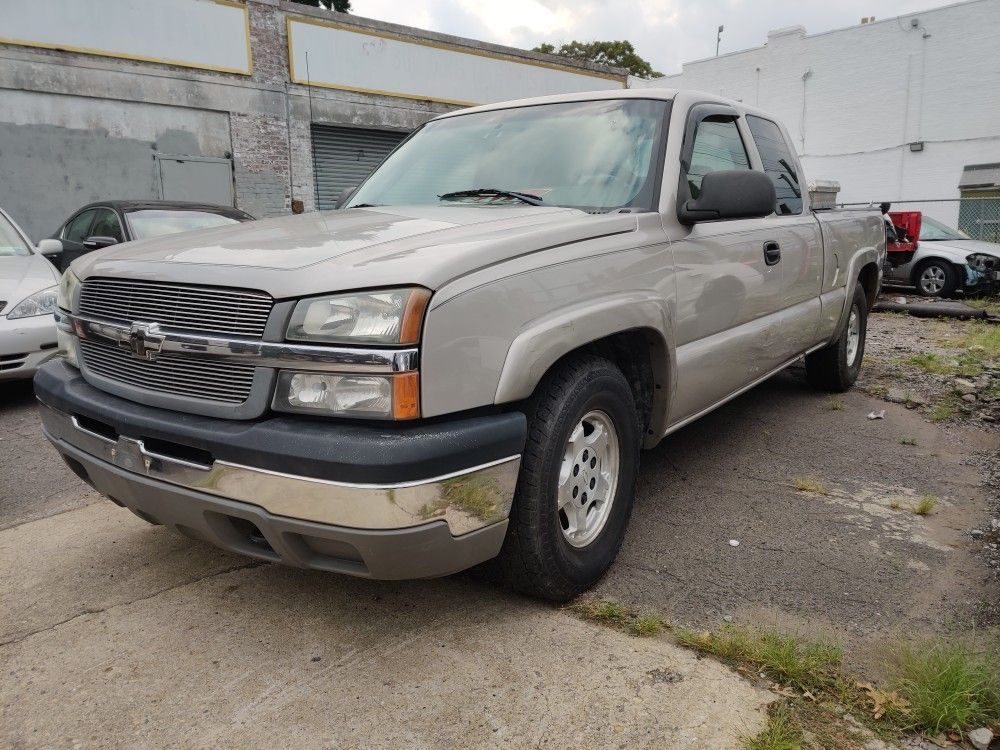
[72,205,637,300]
[0,253,60,315]
[918,238,1000,262]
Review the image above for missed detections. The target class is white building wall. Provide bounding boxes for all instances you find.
[633,0,1000,228]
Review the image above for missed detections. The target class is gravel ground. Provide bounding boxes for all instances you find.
[860,296,1000,619]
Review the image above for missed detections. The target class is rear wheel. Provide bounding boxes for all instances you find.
[494,355,640,601]
[914,259,957,298]
[805,283,868,392]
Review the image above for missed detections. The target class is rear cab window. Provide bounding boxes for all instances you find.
[746,116,802,215]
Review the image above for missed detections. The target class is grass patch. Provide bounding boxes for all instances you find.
[743,704,803,750]
[568,599,666,638]
[905,352,955,375]
[912,495,937,516]
[965,296,1000,316]
[899,437,917,446]
[630,614,667,637]
[676,624,843,694]
[930,396,961,422]
[676,622,1000,739]
[886,640,1000,734]
[826,398,844,411]
[793,478,829,495]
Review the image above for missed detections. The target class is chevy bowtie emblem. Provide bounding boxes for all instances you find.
[120,322,164,361]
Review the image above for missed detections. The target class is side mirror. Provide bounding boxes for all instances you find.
[82,236,119,250]
[678,170,776,225]
[36,239,64,257]
[334,186,357,210]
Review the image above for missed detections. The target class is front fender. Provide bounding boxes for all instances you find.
[493,292,674,441]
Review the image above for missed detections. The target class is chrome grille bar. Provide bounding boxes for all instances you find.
[80,340,255,403]
[79,278,273,338]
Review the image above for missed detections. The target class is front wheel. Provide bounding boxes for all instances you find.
[493,355,640,601]
[805,283,868,392]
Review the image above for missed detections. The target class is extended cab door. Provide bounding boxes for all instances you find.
[743,115,823,357]
[666,104,788,425]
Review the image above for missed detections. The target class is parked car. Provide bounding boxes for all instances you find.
[36,89,884,600]
[0,207,60,381]
[37,200,254,272]
[883,215,1000,297]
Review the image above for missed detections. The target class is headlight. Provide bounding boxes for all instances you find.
[273,371,419,420]
[967,253,999,274]
[57,270,80,312]
[286,288,430,345]
[7,286,58,319]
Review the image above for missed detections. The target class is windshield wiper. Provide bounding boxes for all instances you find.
[439,188,544,206]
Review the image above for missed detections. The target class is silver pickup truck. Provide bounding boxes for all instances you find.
[36,89,884,600]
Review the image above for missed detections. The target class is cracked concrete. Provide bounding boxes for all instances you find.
[0,382,773,749]
[0,503,772,749]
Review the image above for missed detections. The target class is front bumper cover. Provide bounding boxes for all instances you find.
[35,360,527,578]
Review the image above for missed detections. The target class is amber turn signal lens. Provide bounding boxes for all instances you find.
[393,372,420,420]
[400,288,431,345]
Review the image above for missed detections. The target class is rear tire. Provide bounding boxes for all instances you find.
[913,259,957,298]
[805,283,868,393]
[493,354,640,601]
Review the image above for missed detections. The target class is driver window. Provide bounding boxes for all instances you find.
[687,117,750,198]
[90,208,125,242]
[62,210,97,243]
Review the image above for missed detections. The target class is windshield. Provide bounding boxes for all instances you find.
[919,215,970,241]
[127,210,243,240]
[0,213,31,257]
[348,98,670,213]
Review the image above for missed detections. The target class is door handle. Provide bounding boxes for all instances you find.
[763,240,781,266]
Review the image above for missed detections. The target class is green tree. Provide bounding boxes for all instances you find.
[532,40,663,79]
[288,0,351,12]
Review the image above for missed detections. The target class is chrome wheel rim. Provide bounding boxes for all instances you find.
[919,265,946,294]
[845,307,860,366]
[557,410,620,548]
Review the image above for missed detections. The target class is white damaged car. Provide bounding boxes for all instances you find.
[884,215,1000,297]
[0,208,60,381]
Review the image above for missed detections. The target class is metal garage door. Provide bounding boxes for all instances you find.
[311,125,408,210]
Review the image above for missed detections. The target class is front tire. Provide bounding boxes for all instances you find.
[914,259,957,298]
[805,283,868,392]
[494,355,640,601]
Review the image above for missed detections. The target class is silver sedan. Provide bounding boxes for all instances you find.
[0,208,61,381]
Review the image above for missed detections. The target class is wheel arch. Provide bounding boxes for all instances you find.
[493,293,673,448]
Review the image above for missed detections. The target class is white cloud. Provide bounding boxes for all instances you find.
[350,0,956,74]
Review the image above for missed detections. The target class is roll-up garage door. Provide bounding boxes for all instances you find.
[311,125,408,210]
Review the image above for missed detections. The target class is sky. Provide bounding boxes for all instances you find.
[349,0,957,75]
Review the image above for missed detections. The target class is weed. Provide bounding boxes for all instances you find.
[568,599,666,638]
[912,495,937,516]
[905,352,954,375]
[793,478,829,495]
[931,396,960,422]
[743,704,803,750]
[676,624,842,694]
[889,499,902,510]
[965,296,1000,317]
[826,398,844,411]
[886,640,1000,734]
[630,614,667,637]
[899,437,917,446]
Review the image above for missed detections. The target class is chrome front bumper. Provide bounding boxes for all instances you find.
[39,402,520,536]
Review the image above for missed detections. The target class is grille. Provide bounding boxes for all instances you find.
[79,278,273,338]
[80,340,255,404]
